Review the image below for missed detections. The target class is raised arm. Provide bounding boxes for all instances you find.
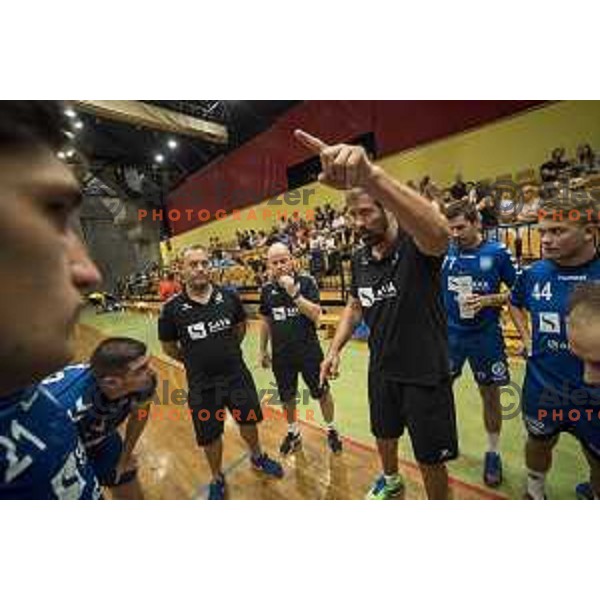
[294,129,449,256]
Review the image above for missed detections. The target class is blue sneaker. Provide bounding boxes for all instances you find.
[483,452,502,487]
[208,476,226,500]
[365,474,404,499]
[576,482,594,500]
[251,453,284,478]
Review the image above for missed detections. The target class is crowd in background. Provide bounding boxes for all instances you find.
[111,143,599,302]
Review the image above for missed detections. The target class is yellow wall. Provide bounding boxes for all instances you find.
[165,100,600,257]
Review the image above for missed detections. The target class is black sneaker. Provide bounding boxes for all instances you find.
[280,431,302,455]
[327,429,343,454]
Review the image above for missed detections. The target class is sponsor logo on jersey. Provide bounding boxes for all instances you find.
[272,306,300,321]
[539,312,561,334]
[358,282,398,307]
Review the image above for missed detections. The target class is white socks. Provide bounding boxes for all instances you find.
[527,470,547,499]
[288,422,300,436]
[384,473,401,486]
[488,432,500,454]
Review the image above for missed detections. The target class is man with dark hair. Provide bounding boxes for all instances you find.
[294,130,458,500]
[540,147,571,183]
[258,242,342,455]
[43,337,156,499]
[442,199,517,487]
[159,245,283,500]
[0,101,103,499]
[510,198,600,499]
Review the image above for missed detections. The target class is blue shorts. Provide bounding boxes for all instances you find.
[448,324,510,386]
[523,379,600,460]
[87,434,137,487]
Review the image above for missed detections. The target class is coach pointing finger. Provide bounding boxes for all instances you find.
[294,129,448,257]
[294,129,457,500]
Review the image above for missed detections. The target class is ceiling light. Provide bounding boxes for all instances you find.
[167,139,178,150]
[57,151,66,160]
[154,153,165,164]
[64,108,77,119]
[74,121,84,130]
[66,149,76,158]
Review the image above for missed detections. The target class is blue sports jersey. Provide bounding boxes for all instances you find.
[0,377,101,499]
[511,255,600,399]
[442,240,517,332]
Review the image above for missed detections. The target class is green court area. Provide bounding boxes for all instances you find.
[81,309,589,499]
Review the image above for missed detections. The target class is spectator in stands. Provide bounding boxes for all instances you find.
[419,175,431,196]
[332,209,346,234]
[517,184,542,223]
[575,144,598,176]
[477,192,500,233]
[540,147,571,183]
[314,205,326,230]
[158,272,182,302]
[308,229,325,282]
[256,230,268,247]
[450,173,467,200]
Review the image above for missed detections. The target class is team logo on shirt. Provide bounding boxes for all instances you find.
[187,322,208,340]
[491,361,507,377]
[272,307,300,321]
[273,307,286,321]
[539,312,561,334]
[357,282,397,307]
[187,318,234,340]
[358,287,376,307]
[480,255,494,271]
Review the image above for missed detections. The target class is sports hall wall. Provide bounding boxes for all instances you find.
[163,100,600,256]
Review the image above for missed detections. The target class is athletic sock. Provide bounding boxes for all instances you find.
[487,432,500,454]
[527,470,546,499]
[326,421,337,432]
[288,422,300,436]
[384,473,401,487]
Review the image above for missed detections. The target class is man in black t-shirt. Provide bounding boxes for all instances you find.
[158,245,283,500]
[258,242,342,456]
[294,129,458,500]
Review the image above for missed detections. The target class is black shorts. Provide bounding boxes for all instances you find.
[272,347,326,404]
[188,366,263,446]
[368,373,459,465]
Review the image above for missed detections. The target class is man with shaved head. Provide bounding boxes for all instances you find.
[259,242,342,455]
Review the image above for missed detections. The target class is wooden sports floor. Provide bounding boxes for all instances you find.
[74,324,504,500]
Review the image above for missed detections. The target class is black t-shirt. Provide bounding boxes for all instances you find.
[350,232,449,384]
[540,159,570,182]
[158,287,247,390]
[259,274,322,360]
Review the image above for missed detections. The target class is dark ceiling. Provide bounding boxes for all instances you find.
[72,100,299,197]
